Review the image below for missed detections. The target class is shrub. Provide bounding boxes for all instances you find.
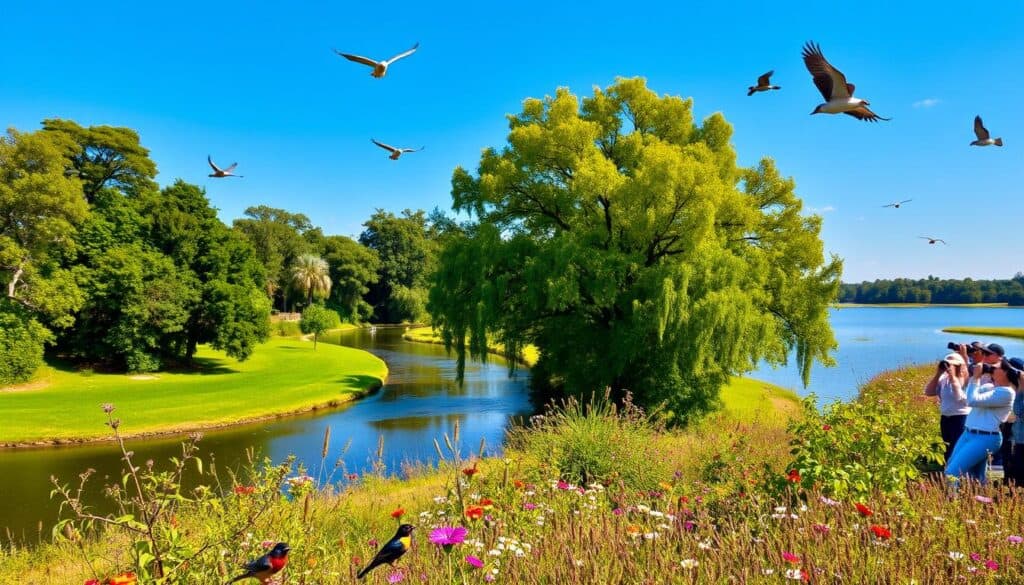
[0,303,52,385]
[300,305,340,350]
[508,391,670,491]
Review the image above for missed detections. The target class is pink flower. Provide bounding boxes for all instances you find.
[819,496,840,507]
[387,570,405,584]
[523,502,537,511]
[812,523,830,535]
[465,555,484,569]
[974,495,993,504]
[781,551,801,564]
[984,559,999,571]
[429,526,468,546]
[484,575,495,583]
[611,507,623,515]
[1007,535,1023,544]
[556,480,570,490]
[969,553,982,562]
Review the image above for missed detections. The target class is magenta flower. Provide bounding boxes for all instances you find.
[523,503,537,511]
[683,521,696,532]
[465,555,484,569]
[1008,535,1023,544]
[974,495,993,504]
[557,480,570,490]
[984,559,999,571]
[429,526,468,551]
[387,570,405,584]
[812,523,830,535]
[484,575,495,583]
[612,507,623,516]
[969,553,982,562]
[781,551,801,564]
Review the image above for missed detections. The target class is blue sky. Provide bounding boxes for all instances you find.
[3,1,1022,282]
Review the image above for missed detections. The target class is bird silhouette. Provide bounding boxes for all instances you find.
[371,139,424,160]
[970,116,1003,147]
[334,43,419,78]
[919,236,947,245]
[358,524,414,579]
[802,41,890,122]
[747,70,780,96]
[208,156,242,178]
[882,199,912,208]
[227,542,290,583]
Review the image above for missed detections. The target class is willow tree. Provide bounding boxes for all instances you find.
[428,78,841,423]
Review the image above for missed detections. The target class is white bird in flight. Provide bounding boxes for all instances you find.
[802,41,890,122]
[333,42,419,78]
[882,199,912,209]
[208,156,242,178]
[919,236,947,245]
[747,70,780,96]
[371,139,424,160]
[970,116,1003,147]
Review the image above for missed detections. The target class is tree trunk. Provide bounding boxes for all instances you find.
[313,333,318,351]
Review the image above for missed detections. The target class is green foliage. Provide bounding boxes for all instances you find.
[359,209,436,323]
[841,275,1024,305]
[508,392,670,490]
[387,284,429,324]
[300,304,340,349]
[272,319,302,336]
[429,78,840,423]
[785,396,944,499]
[233,205,320,311]
[291,253,331,308]
[322,235,379,322]
[0,301,52,385]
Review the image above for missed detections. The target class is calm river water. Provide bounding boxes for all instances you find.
[1,307,1023,540]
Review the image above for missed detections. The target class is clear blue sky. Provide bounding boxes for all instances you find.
[3,1,1022,282]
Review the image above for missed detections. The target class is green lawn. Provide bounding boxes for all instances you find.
[0,336,387,445]
[942,326,1024,340]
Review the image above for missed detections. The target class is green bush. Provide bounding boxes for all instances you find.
[0,303,52,385]
[784,395,944,499]
[272,320,302,336]
[508,391,670,490]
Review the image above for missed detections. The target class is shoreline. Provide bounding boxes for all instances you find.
[835,302,1015,309]
[402,326,539,367]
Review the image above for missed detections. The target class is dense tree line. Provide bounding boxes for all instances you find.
[1,120,442,384]
[839,276,1024,305]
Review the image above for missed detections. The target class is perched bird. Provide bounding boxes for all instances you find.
[227,542,290,584]
[208,156,243,178]
[970,116,1003,147]
[919,236,947,245]
[371,139,424,160]
[358,524,414,579]
[882,199,912,208]
[334,43,419,78]
[747,70,780,96]
[801,41,890,122]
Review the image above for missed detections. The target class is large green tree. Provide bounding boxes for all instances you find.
[359,209,435,323]
[429,78,841,423]
[322,235,380,322]
[233,206,319,311]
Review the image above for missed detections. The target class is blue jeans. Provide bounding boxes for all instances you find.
[945,430,1002,485]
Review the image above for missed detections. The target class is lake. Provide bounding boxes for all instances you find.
[1,307,1023,540]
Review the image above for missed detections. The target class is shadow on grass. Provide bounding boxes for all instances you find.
[42,355,239,377]
[337,375,385,392]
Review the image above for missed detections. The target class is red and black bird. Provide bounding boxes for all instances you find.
[357,524,414,579]
[227,542,290,584]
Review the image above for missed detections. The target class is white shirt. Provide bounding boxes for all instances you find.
[964,380,1015,433]
[936,373,970,416]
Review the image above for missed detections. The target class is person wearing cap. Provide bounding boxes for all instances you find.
[945,356,1018,487]
[1008,357,1024,487]
[979,343,1012,468]
[924,352,970,462]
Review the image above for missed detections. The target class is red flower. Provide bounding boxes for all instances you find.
[233,485,256,495]
[84,581,100,585]
[786,469,801,483]
[462,464,478,477]
[465,505,484,521]
[391,508,405,519]
[479,497,494,509]
[107,573,137,585]
[854,503,873,517]
[782,551,802,564]
[822,424,832,431]
[870,525,891,540]
[513,480,525,489]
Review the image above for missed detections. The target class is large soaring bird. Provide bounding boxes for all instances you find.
[970,116,1003,147]
[371,139,424,160]
[334,43,419,78]
[801,41,890,122]
[919,236,947,245]
[747,70,780,96]
[882,199,912,209]
[208,156,242,178]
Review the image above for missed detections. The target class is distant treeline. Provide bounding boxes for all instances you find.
[839,276,1024,305]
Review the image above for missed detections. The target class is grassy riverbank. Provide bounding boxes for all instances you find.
[9,361,1024,584]
[0,335,387,446]
[402,325,541,367]
[836,302,1011,308]
[942,326,1024,340]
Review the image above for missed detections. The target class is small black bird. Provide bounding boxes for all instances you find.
[357,524,414,579]
[227,542,290,583]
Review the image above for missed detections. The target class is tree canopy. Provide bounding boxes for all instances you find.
[429,78,841,423]
[359,209,436,323]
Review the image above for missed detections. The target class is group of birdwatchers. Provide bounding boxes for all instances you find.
[926,341,1024,487]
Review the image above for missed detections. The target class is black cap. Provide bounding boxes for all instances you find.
[982,343,1006,357]
[1009,357,1024,370]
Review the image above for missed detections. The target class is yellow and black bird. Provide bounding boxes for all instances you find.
[357,524,414,579]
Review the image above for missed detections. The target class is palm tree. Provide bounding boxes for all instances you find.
[291,254,332,307]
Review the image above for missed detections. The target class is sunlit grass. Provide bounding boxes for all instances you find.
[942,326,1024,340]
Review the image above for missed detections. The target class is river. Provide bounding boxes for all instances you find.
[2,307,1023,540]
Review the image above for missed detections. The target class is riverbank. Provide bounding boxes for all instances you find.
[402,325,541,367]
[836,302,1012,308]
[0,335,387,447]
[942,326,1024,340]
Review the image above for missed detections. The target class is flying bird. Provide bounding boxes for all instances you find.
[970,116,1003,147]
[919,236,947,245]
[228,542,290,583]
[801,42,890,122]
[357,524,414,579]
[371,139,424,160]
[882,199,912,208]
[208,156,242,178]
[747,71,781,96]
[334,42,419,78]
